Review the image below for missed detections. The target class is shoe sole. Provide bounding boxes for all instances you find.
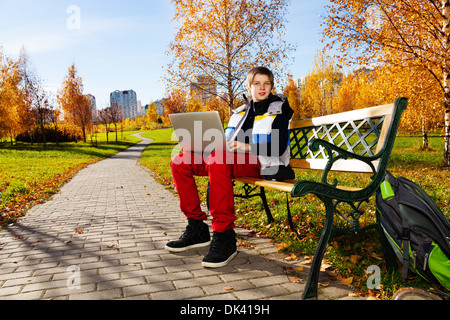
[201,250,238,268]
[165,241,211,253]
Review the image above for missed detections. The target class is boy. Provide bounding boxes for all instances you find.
[166,67,294,268]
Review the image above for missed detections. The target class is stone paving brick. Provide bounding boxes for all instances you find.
[150,286,205,300]
[0,133,358,301]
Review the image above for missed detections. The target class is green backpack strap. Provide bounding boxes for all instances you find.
[380,180,395,201]
[401,218,411,280]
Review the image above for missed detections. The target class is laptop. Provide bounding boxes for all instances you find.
[169,111,232,154]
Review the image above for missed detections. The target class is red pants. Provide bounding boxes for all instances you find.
[170,151,262,233]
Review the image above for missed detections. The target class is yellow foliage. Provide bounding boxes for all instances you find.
[164,0,295,114]
[57,63,92,142]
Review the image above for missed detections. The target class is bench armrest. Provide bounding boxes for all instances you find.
[308,139,382,187]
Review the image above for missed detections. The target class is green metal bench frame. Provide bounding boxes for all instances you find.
[233,97,408,299]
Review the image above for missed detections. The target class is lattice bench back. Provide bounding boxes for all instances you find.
[289,103,398,174]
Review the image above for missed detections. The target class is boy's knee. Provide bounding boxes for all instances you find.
[171,153,184,166]
[206,151,229,166]
[171,153,195,168]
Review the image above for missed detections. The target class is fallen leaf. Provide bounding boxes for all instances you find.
[325,268,337,277]
[289,276,302,283]
[224,286,234,291]
[295,266,304,272]
[318,282,330,287]
[348,292,358,297]
[74,228,83,234]
[128,264,136,267]
[339,276,354,286]
[320,262,332,271]
[350,255,361,264]
[369,252,384,261]
[284,254,298,261]
[300,259,312,265]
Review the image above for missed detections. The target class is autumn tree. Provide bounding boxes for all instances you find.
[109,102,123,143]
[299,51,342,117]
[205,95,231,123]
[29,76,53,150]
[57,63,92,142]
[163,89,188,116]
[98,107,112,143]
[332,69,382,113]
[18,53,54,149]
[165,0,295,116]
[15,49,37,144]
[369,65,443,148]
[323,0,450,165]
[0,49,22,144]
[146,103,159,123]
[283,74,301,120]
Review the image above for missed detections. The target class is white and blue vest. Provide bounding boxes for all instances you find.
[225,99,291,171]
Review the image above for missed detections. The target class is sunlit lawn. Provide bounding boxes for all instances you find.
[139,128,449,299]
[0,131,141,226]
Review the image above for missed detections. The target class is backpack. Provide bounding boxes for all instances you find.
[376,171,450,292]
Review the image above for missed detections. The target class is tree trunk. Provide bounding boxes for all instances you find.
[40,124,47,150]
[422,122,429,150]
[444,96,450,165]
[442,0,450,166]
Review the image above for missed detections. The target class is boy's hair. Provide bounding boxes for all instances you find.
[246,67,274,88]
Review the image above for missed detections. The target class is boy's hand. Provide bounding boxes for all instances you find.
[228,141,251,153]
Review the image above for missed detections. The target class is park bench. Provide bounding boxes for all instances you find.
[233,97,408,299]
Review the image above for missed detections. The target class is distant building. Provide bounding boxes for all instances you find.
[154,99,166,116]
[293,77,306,92]
[86,94,97,119]
[190,75,217,104]
[137,100,142,116]
[141,104,149,116]
[110,89,138,119]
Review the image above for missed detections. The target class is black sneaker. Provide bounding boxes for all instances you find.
[165,219,211,252]
[202,229,237,268]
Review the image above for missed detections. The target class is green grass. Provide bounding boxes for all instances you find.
[139,129,449,299]
[0,131,141,225]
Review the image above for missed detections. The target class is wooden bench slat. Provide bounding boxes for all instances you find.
[290,158,380,173]
[290,103,395,129]
[375,114,392,154]
[235,177,296,193]
[234,177,363,193]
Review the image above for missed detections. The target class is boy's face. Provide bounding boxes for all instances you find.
[247,74,272,102]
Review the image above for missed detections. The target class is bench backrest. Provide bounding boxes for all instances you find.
[289,98,408,174]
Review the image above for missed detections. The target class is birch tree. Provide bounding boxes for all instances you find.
[323,0,450,166]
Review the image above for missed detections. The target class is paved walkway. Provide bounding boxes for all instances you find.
[0,133,359,300]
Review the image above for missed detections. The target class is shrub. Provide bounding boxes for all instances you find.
[15,124,83,143]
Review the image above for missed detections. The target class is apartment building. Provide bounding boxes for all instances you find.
[110,89,138,119]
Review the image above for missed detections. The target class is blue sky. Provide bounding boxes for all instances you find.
[0,0,330,108]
